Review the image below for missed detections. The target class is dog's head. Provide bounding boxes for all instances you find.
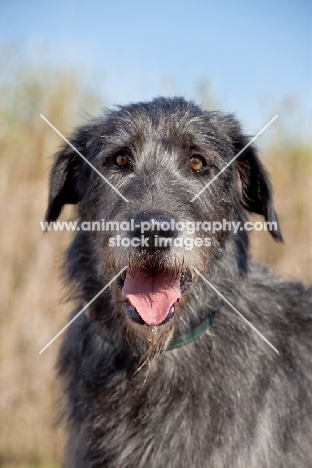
[45,97,282,349]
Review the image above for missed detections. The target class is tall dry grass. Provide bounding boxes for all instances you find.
[0,57,101,467]
[0,58,311,467]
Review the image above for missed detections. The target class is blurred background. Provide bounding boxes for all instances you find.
[0,1,311,466]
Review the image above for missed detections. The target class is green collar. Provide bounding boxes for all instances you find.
[167,299,223,351]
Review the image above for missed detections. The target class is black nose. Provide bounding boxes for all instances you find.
[132,211,178,249]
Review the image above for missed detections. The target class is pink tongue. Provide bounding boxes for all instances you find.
[122,271,181,325]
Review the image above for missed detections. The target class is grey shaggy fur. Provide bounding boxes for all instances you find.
[45,97,312,467]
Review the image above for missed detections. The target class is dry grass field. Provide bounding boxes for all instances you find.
[0,61,311,467]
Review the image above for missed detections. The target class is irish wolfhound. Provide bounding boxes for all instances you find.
[45,97,312,467]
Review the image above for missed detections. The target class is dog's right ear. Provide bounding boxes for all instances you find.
[45,125,90,222]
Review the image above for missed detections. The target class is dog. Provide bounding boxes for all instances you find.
[45,97,312,467]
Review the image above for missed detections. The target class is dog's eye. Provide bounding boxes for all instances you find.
[115,154,130,168]
[190,155,205,172]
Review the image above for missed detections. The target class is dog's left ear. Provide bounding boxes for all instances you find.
[45,124,91,223]
[226,116,283,242]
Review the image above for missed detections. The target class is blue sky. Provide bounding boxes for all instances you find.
[1,0,311,140]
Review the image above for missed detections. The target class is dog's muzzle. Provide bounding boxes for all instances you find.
[115,211,192,327]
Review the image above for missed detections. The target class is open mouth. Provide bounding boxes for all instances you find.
[117,269,192,326]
